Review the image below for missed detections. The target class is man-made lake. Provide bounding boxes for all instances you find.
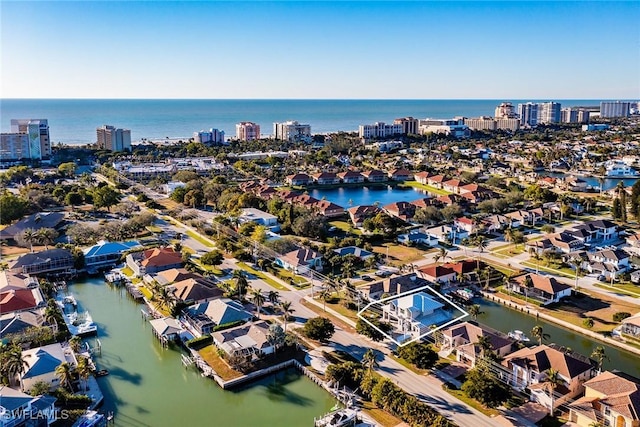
[70,278,335,427]
[310,185,428,208]
[545,173,638,191]
[477,298,640,377]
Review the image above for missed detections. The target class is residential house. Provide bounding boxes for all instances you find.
[383,201,416,222]
[427,175,447,188]
[423,224,468,244]
[285,173,312,186]
[0,212,65,242]
[0,287,45,314]
[442,179,463,194]
[506,210,538,227]
[620,312,640,338]
[388,168,412,181]
[484,214,518,232]
[502,344,594,411]
[1,310,47,338]
[126,247,183,278]
[360,273,424,300]
[311,200,345,218]
[239,208,280,232]
[362,170,387,183]
[169,276,225,305]
[382,292,446,338]
[337,170,364,184]
[347,205,381,228]
[454,217,476,234]
[275,248,323,274]
[508,273,572,305]
[83,240,142,272]
[434,194,469,208]
[182,298,252,336]
[333,246,375,260]
[526,238,557,256]
[568,371,640,427]
[409,197,434,210]
[212,320,275,358]
[417,264,458,285]
[441,322,515,367]
[397,230,436,246]
[149,317,184,344]
[0,271,39,292]
[414,171,433,185]
[20,343,77,392]
[10,249,75,276]
[0,387,56,427]
[153,268,195,286]
[587,249,630,280]
[573,220,619,242]
[313,172,340,185]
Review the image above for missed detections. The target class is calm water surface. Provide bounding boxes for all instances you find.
[477,298,640,377]
[70,278,335,427]
[310,185,429,207]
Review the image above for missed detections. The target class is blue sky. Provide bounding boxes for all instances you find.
[2,1,638,99]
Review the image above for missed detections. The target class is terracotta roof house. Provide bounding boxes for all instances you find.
[414,171,433,185]
[568,370,640,427]
[502,344,594,411]
[388,168,412,181]
[0,271,39,292]
[275,248,323,274]
[337,170,365,184]
[313,172,340,185]
[312,200,345,218]
[347,205,381,227]
[409,197,434,210]
[154,268,196,286]
[182,298,252,335]
[427,175,447,188]
[454,217,476,234]
[212,320,275,358]
[508,273,572,305]
[285,173,312,186]
[362,170,387,183]
[417,264,457,284]
[126,247,183,278]
[383,201,416,222]
[169,277,225,305]
[441,321,515,367]
[442,179,463,193]
[434,194,468,207]
[10,249,75,276]
[0,212,65,241]
[0,288,45,314]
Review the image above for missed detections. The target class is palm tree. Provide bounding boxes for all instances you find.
[531,325,550,346]
[44,306,59,327]
[69,336,82,354]
[1,344,28,387]
[362,349,379,373]
[475,335,493,357]
[504,227,515,252]
[268,290,280,307]
[279,301,294,332]
[468,304,483,321]
[22,228,38,252]
[523,274,534,304]
[568,258,582,290]
[590,346,609,372]
[543,368,563,416]
[235,272,248,300]
[76,356,93,392]
[155,286,175,312]
[434,247,449,265]
[318,287,331,312]
[475,237,488,270]
[55,362,75,392]
[36,228,58,250]
[250,288,266,319]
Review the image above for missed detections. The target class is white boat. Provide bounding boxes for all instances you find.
[508,330,530,342]
[314,408,357,427]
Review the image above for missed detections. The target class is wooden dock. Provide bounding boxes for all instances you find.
[125,283,144,301]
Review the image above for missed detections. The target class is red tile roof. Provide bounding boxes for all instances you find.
[0,289,37,313]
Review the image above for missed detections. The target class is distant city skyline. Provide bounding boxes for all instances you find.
[2,1,639,99]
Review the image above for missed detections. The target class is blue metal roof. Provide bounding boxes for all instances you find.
[84,241,141,258]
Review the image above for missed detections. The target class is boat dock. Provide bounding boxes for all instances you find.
[104,270,125,285]
[125,283,144,301]
[57,293,98,336]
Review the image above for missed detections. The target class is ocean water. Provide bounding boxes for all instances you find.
[0,99,602,144]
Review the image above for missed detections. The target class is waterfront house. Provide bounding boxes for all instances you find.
[397,230,434,246]
[169,276,225,305]
[333,246,374,260]
[83,240,142,272]
[126,247,183,278]
[0,212,65,242]
[417,264,457,285]
[311,200,345,218]
[409,197,435,210]
[383,201,416,222]
[212,320,275,359]
[20,343,77,392]
[275,248,323,274]
[620,312,640,338]
[414,171,433,185]
[285,173,312,186]
[362,170,387,183]
[182,298,252,336]
[154,268,195,286]
[442,179,463,194]
[337,170,365,184]
[502,344,594,411]
[10,249,75,276]
[587,249,630,280]
[388,168,412,181]
[508,274,572,305]
[0,287,45,314]
[149,317,184,345]
[239,208,280,232]
[313,172,340,185]
[0,271,39,292]
[347,205,381,228]
[427,175,447,188]
[382,292,446,339]
[0,387,56,426]
[454,217,476,234]
[440,322,515,367]
[568,370,640,427]
[1,310,47,337]
[360,273,425,301]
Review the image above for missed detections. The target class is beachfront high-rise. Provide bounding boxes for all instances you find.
[96,125,131,152]
[537,102,561,124]
[393,117,419,135]
[561,108,590,124]
[358,122,403,139]
[7,119,51,160]
[235,122,260,141]
[273,120,311,142]
[517,103,539,127]
[600,101,631,118]
[193,128,225,144]
[494,102,517,119]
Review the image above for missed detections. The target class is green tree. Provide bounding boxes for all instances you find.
[54,362,75,392]
[57,162,76,177]
[356,317,391,342]
[170,187,187,204]
[250,287,266,319]
[92,185,120,211]
[583,317,594,329]
[200,250,223,266]
[434,247,450,265]
[0,191,30,225]
[267,290,280,306]
[279,301,294,332]
[618,181,627,222]
[302,317,335,341]
[461,364,511,408]
[590,346,609,372]
[362,349,379,373]
[37,228,58,250]
[396,342,438,369]
[468,304,483,320]
[531,325,550,346]
[543,368,564,415]
[19,228,39,252]
[64,191,84,206]
[1,344,28,386]
[69,336,82,353]
[76,356,93,392]
[612,197,622,219]
[27,380,51,396]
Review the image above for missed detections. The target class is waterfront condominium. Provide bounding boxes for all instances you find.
[193,128,225,144]
[537,102,562,124]
[494,102,518,119]
[600,101,631,118]
[96,125,132,152]
[518,103,539,127]
[358,122,403,139]
[273,120,312,142]
[393,117,419,135]
[2,119,51,161]
[235,122,261,141]
[561,108,590,124]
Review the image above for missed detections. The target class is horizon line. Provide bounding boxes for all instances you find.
[2,97,636,101]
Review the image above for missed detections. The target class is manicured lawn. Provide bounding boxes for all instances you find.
[146,225,163,233]
[274,267,308,285]
[441,385,501,417]
[480,259,521,276]
[372,243,427,266]
[400,181,452,196]
[361,401,403,427]
[198,345,243,381]
[185,230,215,248]
[329,220,361,235]
[389,354,430,376]
[300,299,356,333]
[520,261,576,279]
[595,282,640,298]
[236,262,289,291]
[121,266,134,277]
[324,299,359,322]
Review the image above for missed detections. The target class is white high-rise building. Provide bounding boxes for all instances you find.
[537,102,562,124]
[495,102,517,118]
[273,120,311,142]
[358,122,403,139]
[96,125,131,152]
[393,117,419,135]
[517,103,539,127]
[193,128,225,144]
[235,122,261,141]
[9,119,51,159]
[600,101,631,118]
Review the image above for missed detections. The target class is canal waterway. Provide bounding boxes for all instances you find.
[310,185,428,208]
[476,298,640,377]
[69,277,335,427]
[544,173,638,191]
